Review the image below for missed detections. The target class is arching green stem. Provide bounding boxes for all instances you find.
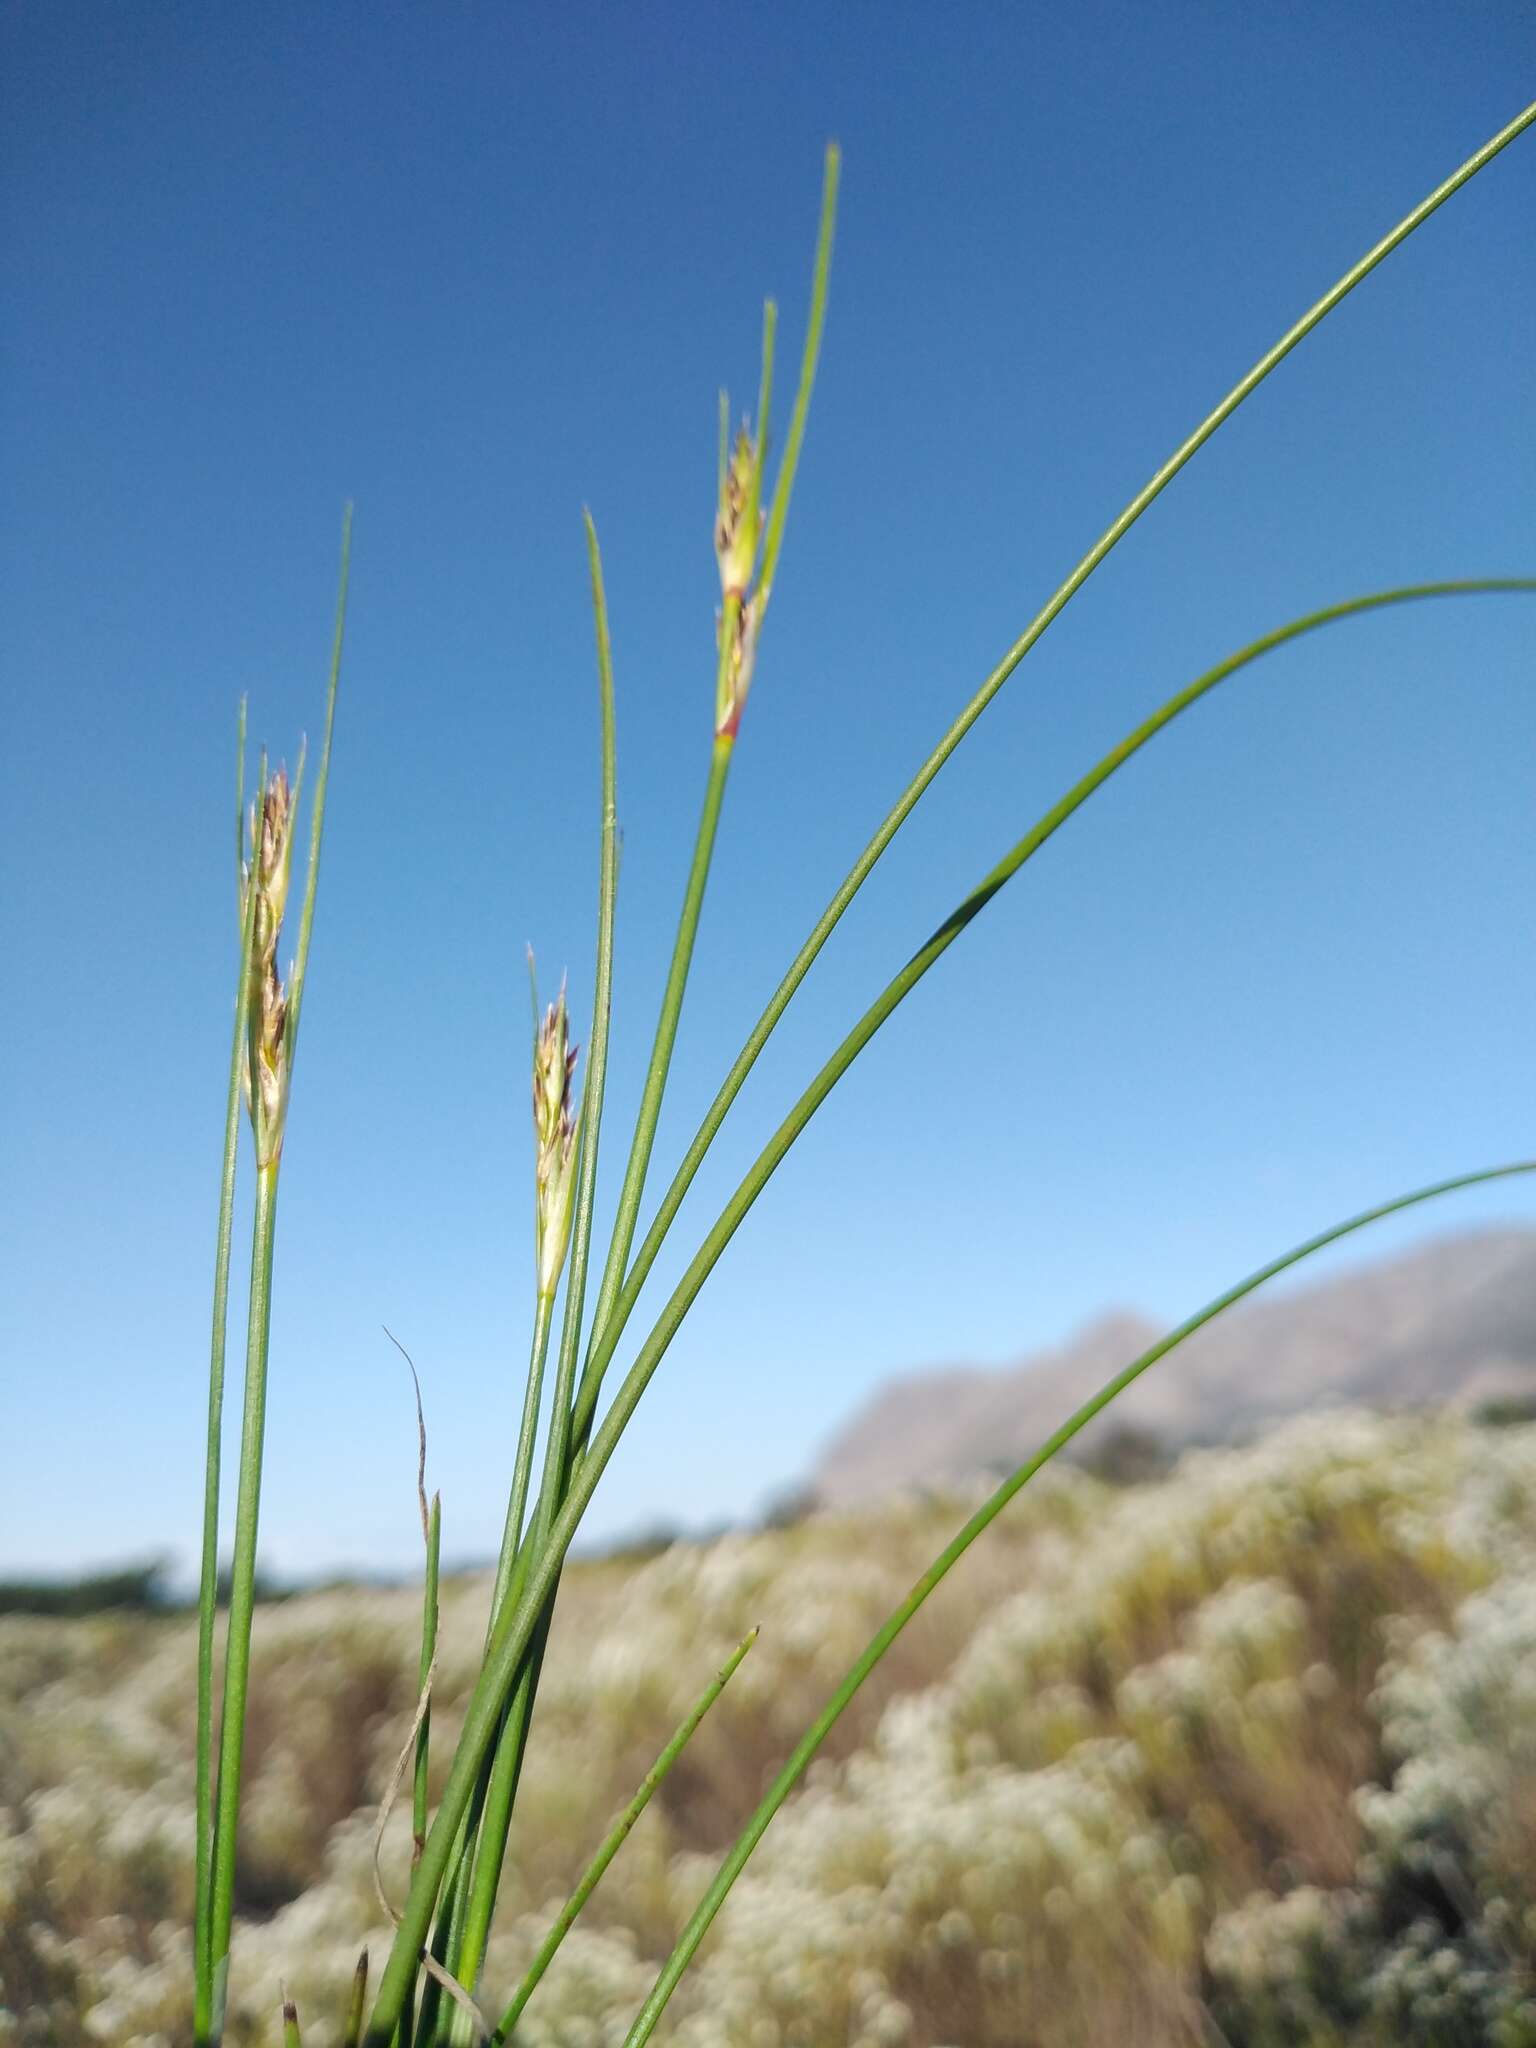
[622,1158,1536,2042]
[491,1628,759,2042]
[568,104,1536,1433]
[363,571,1532,2044]
[565,576,1536,1458]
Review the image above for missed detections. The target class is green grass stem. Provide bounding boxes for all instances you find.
[579,143,839,1382]
[758,143,839,610]
[449,1640,542,2037]
[193,701,258,2042]
[414,1497,440,1868]
[417,1807,532,2048]
[410,1808,474,2048]
[442,515,625,2011]
[563,576,1536,1465]
[549,510,621,1493]
[531,516,622,1506]
[621,1159,1536,2043]
[578,733,733,1401]
[208,1161,280,2020]
[365,101,1536,2030]
[399,1494,439,2048]
[285,503,352,1063]
[491,1627,759,2043]
[486,1297,555,1634]
[444,1297,555,2008]
[364,575,1531,2043]
[200,516,350,2037]
[753,297,777,517]
[560,106,1536,1431]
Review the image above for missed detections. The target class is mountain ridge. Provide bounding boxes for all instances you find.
[812,1226,1536,1506]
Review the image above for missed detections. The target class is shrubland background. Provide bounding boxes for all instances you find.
[7,1406,1536,2047]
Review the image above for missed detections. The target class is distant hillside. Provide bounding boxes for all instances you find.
[813,1227,1536,1506]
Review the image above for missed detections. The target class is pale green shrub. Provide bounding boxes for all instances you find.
[9,1413,1536,2044]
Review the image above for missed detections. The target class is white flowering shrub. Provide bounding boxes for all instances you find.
[1205,1426,1536,2047]
[6,1412,1536,2044]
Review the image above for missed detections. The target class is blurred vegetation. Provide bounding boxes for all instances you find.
[0,1562,172,1619]
[5,1409,1536,2045]
[1472,1391,1536,1428]
[1076,1421,1176,1487]
[0,1561,297,1622]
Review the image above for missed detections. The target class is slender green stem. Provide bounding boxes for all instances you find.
[754,298,777,496]
[427,1446,543,2034]
[438,1312,560,2008]
[453,1517,549,2022]
[759,144,839,611]
[194,703,257,2043]
[571,156,831,1412]
[444,955,590,2019]
[622,1159,1536,2043]
[208,1160,280,2016]
[577,140,839,1374]
[542,514,621,1495]
[202,517,346,2030]
[443,515,626,2011]
[580,735,733,1404]
[491,1628,759,2043]
[366,99,1536,2030]
[509,526,1497,2005]
[414,1497,441,1867]
[562,104,1536,1425]
[565,576,1536,1461]
[363,576,1532,2043]
[450,1636,543,2033]
[488,1297,555,1632]
[410,1810,474,2048]
[380,742,734,2048]
[397,1496,438,2048]
[282,1990,302,2048]
[286,503,352,1060]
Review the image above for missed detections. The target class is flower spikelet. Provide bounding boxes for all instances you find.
[715,421,763,607]
[714,418,767,739]
[241,767,298,1169]
[532,974,580,1300]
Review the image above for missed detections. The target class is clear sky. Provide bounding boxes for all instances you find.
[4,4,1534,1581]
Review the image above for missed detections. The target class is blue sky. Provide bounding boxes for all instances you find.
[4,5,1534,1580]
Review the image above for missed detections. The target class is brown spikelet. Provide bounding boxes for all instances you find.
[531,968,581,1299]
[714,420,763,605]
[241,767,298,1168]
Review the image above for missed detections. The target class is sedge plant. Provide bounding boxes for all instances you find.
[188,104,1536,2046]
[193,509,352,2045]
